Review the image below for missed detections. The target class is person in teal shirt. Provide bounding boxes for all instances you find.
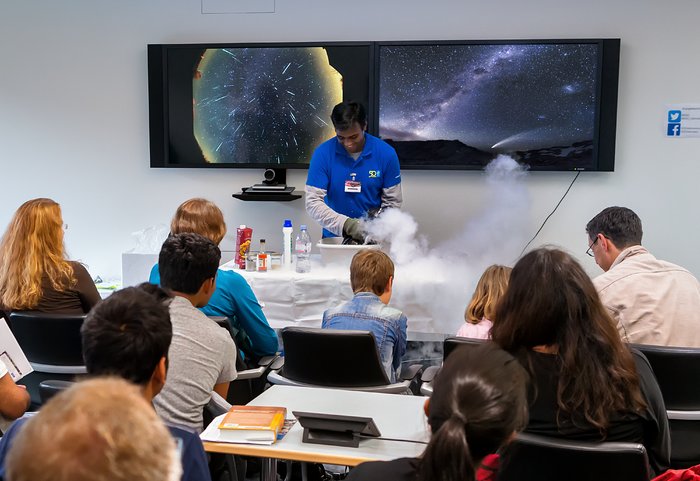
[150,198,278,361]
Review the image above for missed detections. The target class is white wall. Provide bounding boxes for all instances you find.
[1,0,699,281]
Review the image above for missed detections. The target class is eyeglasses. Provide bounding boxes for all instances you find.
[586,236,598,257]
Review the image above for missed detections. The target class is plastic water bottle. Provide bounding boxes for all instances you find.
[295,225,312,273]
[282,219,293,269]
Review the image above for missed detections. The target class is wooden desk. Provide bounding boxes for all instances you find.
[201,385,429,479]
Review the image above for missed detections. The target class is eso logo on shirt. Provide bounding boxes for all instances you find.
[368,170,381,178]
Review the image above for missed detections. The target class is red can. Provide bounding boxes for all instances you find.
[235,225,253,269]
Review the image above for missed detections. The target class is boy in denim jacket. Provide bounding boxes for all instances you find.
[322,250,407,382]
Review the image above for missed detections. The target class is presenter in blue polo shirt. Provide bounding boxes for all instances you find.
[305,101,402,242]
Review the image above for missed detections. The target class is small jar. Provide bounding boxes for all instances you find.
[269,252,282,270]
[245,251,257,272]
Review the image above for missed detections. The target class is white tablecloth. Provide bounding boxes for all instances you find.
[221,256,460,338]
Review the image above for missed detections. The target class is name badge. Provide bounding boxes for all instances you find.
[345,180,361,193]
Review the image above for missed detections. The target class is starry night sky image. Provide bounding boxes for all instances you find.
[193,48,342,164]
[378,43,598,168]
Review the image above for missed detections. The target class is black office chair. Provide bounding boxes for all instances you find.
[267,327,422,394]
[498,432,650,481]
[420,336,486,395]
[38,379,75,404]
[632,343,700,468]
[443,335,486,359]
[7,311,87,406]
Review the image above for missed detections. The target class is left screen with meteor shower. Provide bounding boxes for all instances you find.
[148,43,373,168]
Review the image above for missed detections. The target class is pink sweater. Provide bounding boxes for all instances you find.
[455,318,493,340]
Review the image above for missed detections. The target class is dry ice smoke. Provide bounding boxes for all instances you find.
[363,155,530,336]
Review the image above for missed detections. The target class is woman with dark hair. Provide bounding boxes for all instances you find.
[346,343,529,481]
[492,247,670,476]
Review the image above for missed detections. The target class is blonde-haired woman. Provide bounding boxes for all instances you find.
[149,198,278,361]
[0,198,100,315]
[456,265,511,340]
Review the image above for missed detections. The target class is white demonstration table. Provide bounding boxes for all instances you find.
[202,385,429,480]
[220,258,455,339]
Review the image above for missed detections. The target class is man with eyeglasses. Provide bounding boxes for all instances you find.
[586,206,700,347]
[305,101,402,244]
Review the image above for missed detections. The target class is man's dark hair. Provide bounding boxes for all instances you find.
[330,101,367,131]
[585,206,643,249]
[158,232,220,294]
[81,283,172,386]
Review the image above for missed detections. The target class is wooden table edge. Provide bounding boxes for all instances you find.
[202,441,375,466]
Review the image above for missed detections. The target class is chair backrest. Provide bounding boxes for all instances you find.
[443,336,486,360]
[632,343,700,411]
[633,344,700,468]
[39,379,75,404]
[8,311,86,368]
[280,327,390,387]
[498,433,650,481]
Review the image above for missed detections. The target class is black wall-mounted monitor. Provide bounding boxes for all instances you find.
[148,39,619,172]
[375,39,619,171]
[148,42,373,168]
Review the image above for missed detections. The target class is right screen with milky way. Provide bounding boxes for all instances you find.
[377,42,604,171]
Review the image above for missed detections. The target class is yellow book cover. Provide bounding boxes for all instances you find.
[212,405,287,444]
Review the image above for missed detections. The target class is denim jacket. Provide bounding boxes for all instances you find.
[322,292,408,383]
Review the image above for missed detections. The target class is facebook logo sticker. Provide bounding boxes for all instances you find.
[667,123,681,136]
[668,110,682,123]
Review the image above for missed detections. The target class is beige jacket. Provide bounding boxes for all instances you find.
[593,245,700,347]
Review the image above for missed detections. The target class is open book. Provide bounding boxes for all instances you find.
[0,317,32,381]
[201,405,287,445]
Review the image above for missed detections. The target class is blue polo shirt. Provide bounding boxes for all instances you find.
[306,133,401,238]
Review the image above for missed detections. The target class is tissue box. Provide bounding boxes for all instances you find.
[122,253,159,287]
